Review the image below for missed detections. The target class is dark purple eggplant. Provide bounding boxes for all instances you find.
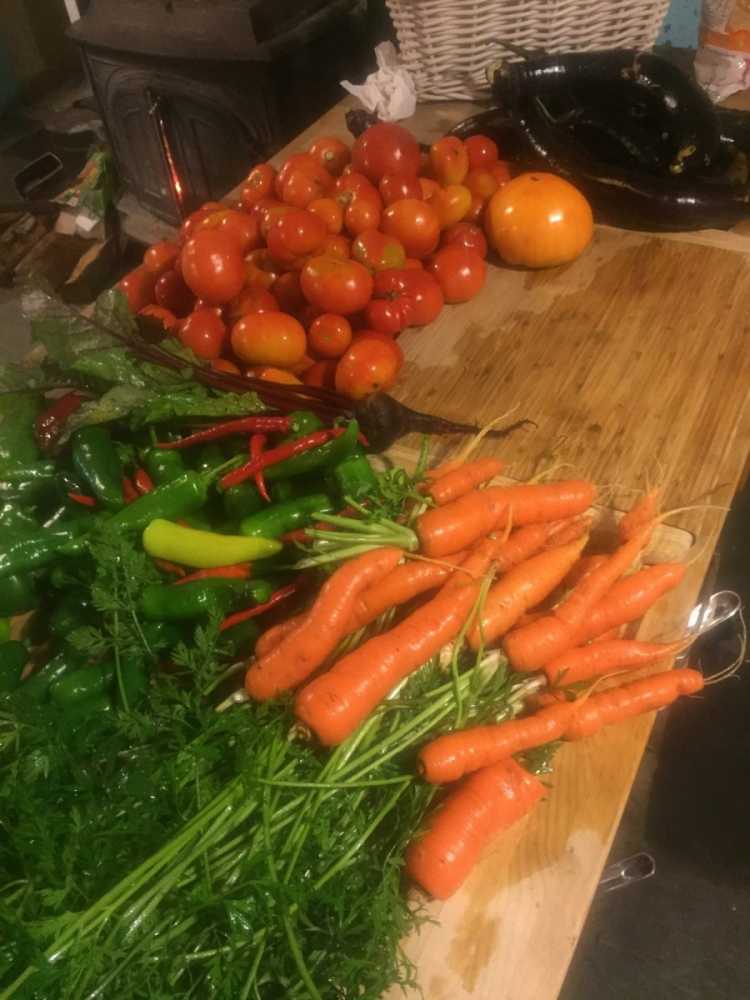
[492,50,721,177]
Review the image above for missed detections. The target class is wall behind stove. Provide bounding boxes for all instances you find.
[0,0,76,99]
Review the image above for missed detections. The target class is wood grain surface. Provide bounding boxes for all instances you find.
[237,97,750,999]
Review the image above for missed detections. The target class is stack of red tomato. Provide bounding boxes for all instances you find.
[116,121,582,400]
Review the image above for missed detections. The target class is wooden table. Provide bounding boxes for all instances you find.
[235,97,750,999]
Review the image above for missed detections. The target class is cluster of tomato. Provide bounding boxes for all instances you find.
[116,121,592,400]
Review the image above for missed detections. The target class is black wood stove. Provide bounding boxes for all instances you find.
[69,0,369,224]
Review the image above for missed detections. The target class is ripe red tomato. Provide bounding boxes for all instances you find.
[309,136,351,177]
[419,177,441,200]
[308,197,343,234]
[465,195,485,224]
[272,271,307,314]
[143,241,179,276]
[465,134,499,170]
[259,202,296,241]
[335,334,404,399]
[240,163,276,209]
[491,161,512,188]
[244,248,281,290]
[179,203,223,243]
[441,221,488,259]
[308,313,352,358]
[379,173,423,206]
[344,195,382,237]
[429,137,469,186]
[321,234,351,259]
[300,255,373,315]
[154,268,195,317]
[465,168,499,203]
[373,268,444,327]
[179,308,227,359]
[363,297,414,336]
[117,266,156,313]
[181,230,245,305]
[266,209,327,268]
[226,286,279,323]
[303,359,337,388]
[404,258,423,269]
[351,123,421,183]
[351,230,406,272]
[428,184,472,229]
[381,199,440,259]
[216,210,262,254]
[281,168,332,208]
[334,172,379,201]
[138,304,178,334]
[231,311,307,367]
[427,245,486,303]
[276,153,332,198]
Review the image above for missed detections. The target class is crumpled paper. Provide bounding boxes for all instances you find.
[341,42,417,121]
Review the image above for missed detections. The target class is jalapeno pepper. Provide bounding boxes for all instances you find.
[50,661,115,707]
[240,493,332,539]
[0,462,58,503]
[286,410,325,439]
[143,447,186,486]
[142,519,281,568]
[0,640,28,692]
[330,451,378,502]
[0,522,89,580]
[0,574,38,616]
[72,426,124,508]
[223,482,264,522]
[20,648,87,701]
[140,578,271,621]
[106,471,215,534]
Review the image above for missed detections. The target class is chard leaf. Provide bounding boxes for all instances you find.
[131,385,264,426]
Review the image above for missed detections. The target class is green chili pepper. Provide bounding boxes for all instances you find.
[0,501,38,534]
[0,574,38,616]
[331,451,379,502]
[223,482,264,522]
[0,461,56,484]
[48,590,92,637]
[141,619,184,652]
[221,618,260,658]
[143,447,186,486]
[0,463,58,504]
[106,471,214,534]
[140,578,264,621]
[21,648,86,701]
[142,519,281,568]
[265,419,359,481]
[72,426,124,508]
[0,618,11,644]
[0,522,89,580]
[195,443,225,473]
[43,502,94,530]
[286,410,324,440]
[50,662,115,707]
[240,493,332,539]
[0,392,41,465]
[63,693,113,732]
[0,640,28,692]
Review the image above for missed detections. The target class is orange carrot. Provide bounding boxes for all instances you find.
[245,546,402,701]
[295,536,502,746]
[504,562,686,671]
[253,614,305,659]
[175,564,250,585]
[490,517,587,575]
[562,553,607,589]
[426,457,504,505]
[467,536,587,650]
[405,758,544,899]
[420,667,703,784]
[543,638,686,686]
[618,488,661,544]
[417,480,596,557]
[542,515,592,548]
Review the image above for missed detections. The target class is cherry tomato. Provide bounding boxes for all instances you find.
[300,255,374,315]
[143,241,179,276]
[491,161,512,188]
[351,123,421,183]
[308,197,343,234]
[138,304,178,333]
[290,354,315,375]
[245,248,281,290]
[419,177,441,200]
[179,308,227,359]
[252,366,302,385]
[351,230,406,272]
[334,171,379,201]
[427,245,487,303]
[335,334,404,399]
[240,163,276,209]
[181,230,245,304]
[428,184,472,229]
[465,168,499,203]
[379,173,423,206]
[117,266,156,312]
[321,234,351,259]
[381,199,440,259]
[465,194,485,224]
[303,359,337,388]
[216,210,262,254]
[266,209,327,268]
[308,313,352,358]
[193,300,224,316]
[275,153,332,198]
[429,137,469,186]
[373,268,444,326]
[404,258,424,269]
[211,358,241,375]
[363,297,414,336]
[272,271,307,314]
[226,286,279,323]
[344,195,382,237]
[465,134,499,170]
[281,168,332,208]
[154,268,195,317]
[250,196,284,222]
[309,136,351,176]
[231,311,307,367]
[441,221,488,259]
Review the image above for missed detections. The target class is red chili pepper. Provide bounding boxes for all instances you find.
[154,559,186,577]
[122,476,139,503]
[221,427,345,490]
[133,467,155,494]
[157,415,291,450]
[68,491,96,507]
[36,391,87,451]
[219,581,299,632]
[250,433,271,503]
[280,528,312,544]
[280,507,359,545]
[358,431,370,448]
[174,564,251,585]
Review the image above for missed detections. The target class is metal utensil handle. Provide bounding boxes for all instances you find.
[598,852,656,893]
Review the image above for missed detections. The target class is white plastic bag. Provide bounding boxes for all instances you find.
[695,0,750,102]
[341,42,417,121]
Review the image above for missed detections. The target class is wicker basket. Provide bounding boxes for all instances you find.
[385,0,671,101]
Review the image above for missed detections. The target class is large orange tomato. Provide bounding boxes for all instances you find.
[231,311,307,367]
[335,334,404,399]
[300,255,373,315]
[181,230,245,304]
[485,173,593,267]
[351,123,421,183]
[381,199,440,259]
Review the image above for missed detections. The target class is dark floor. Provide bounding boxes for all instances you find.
[561,483,750,1000]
